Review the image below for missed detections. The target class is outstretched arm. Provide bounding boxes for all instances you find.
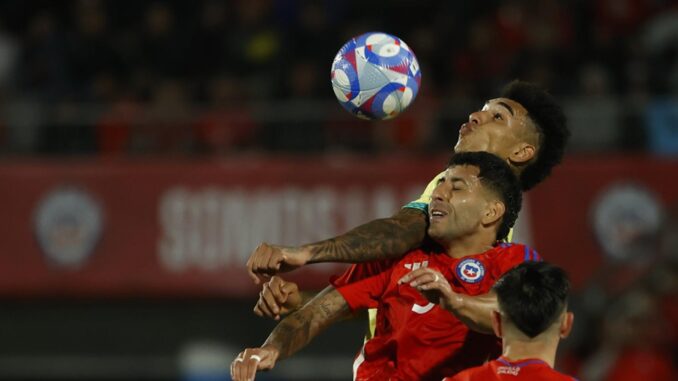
[231,286,351,380]
[305,207,427,263]
[399,268,497,334]
[247,207,427,283]
[438,291,497,334]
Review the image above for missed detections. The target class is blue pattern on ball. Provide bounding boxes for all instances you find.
[368,82,404,119]
[330,32,421,121]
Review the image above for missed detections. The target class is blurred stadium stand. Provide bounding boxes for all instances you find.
[0,0,676,380]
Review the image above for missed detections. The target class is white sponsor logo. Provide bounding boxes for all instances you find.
[497,366,520,376]
[158,186,421,271]
[404,260,428,270]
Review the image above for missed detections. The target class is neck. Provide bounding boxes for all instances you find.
[501,335,559,368]
[445,231,495,258]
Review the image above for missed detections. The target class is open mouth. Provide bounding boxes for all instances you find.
[430,208,448,221]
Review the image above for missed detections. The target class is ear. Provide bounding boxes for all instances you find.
[559,312,574,339]
[491,310,503,338]
[509,143,536,165]
[482,200,505,226]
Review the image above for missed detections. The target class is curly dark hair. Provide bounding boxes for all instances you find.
[501,80,570,190]
[448,152,522,241]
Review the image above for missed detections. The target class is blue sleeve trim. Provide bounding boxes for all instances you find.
[402,201,428,214]
[524,246,530,262]
[534,250,542,262]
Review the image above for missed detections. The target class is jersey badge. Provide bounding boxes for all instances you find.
[456,258,485,284]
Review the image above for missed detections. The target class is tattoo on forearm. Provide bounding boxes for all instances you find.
[306,208,427,263]
[264,287,350,360]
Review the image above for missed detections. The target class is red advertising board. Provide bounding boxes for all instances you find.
[0,155,676,297]
[0,156,441,297]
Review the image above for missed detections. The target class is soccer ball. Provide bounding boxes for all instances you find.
[330,32,421,120]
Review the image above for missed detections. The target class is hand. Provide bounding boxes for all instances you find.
[246,243,311,284]
[230,346,279,381]
[398,268,461,312]
[253,276,302,320]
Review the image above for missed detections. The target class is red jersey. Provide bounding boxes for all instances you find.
[447,357,578,381]
[332,243,540,381]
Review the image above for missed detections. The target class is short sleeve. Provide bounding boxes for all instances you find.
[336,267,393,311]
[402,171,445,214]
[329,259,395,288]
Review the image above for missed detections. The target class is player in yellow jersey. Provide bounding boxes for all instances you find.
[247,80,570,333]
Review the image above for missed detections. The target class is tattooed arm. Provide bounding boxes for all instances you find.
[306,208,427,263]
[263,286,351,359]
[247,207,427,283]
[230,286,351,380]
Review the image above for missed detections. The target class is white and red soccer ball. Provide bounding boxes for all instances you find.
[331,32,421,120]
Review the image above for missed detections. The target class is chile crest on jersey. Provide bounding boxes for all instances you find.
[456,258,485,284]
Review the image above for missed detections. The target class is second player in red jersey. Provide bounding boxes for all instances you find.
[451,357,576,381]
[447,262,577,381]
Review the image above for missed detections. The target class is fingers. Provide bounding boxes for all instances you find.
[254,288,276,319]
[231,349,264,381]
[266,252,283,274]
[245,351,259,381]
[247,243,284,284]
[231,352,246,381]
[253,300,271,317]
[269,276,291,306]
[253,276,295,320]
[280,278,299,296]
[246,244,265,284]
[399,268,441,287]
[260,282,282,319]
[398,267,426,284]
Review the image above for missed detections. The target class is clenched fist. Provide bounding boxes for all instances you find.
[246,243,311,284]
[254,276,302,320]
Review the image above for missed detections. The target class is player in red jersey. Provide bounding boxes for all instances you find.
[231,152,540,381]
[446,261,576,381]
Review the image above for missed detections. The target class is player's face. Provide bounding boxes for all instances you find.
[454,98,536,166]
[427,165,489,245]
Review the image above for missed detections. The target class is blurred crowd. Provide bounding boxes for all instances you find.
[0,2,675,380]
[561,202,678,380]
[0,0,676,155]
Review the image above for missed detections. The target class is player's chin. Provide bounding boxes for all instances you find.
[454,135,486,153]
[454,137,473,153]
[427,225,444,240]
